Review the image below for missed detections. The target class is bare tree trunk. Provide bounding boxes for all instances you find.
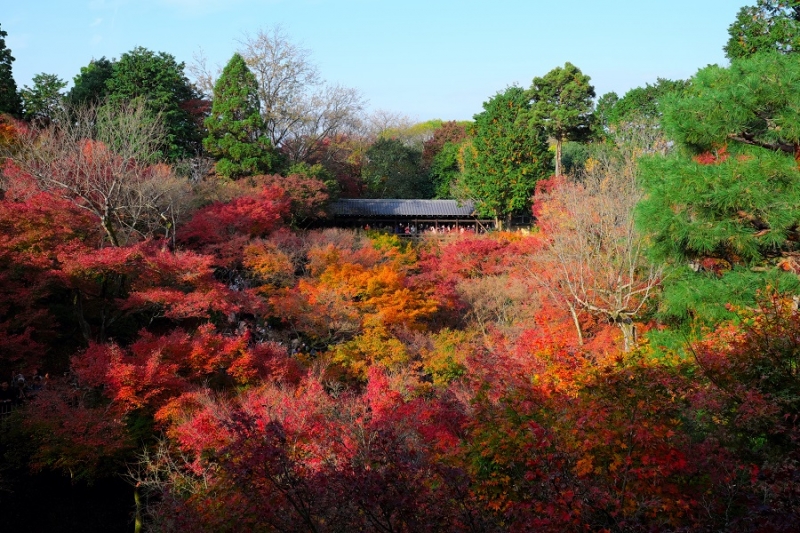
[531,126,664,354]
[568,302,584,346]
[555,138,563,176]
[618,318,636,353]
[73,291,92,343]
[134,485,143,533]
[102,211,120,248]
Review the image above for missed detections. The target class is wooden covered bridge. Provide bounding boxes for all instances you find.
[326,199,495,235]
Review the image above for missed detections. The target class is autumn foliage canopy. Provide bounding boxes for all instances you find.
[2,34,800,533]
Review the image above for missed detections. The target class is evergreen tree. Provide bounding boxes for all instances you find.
[362,138,430,198]
[595,78,688,153]
[422,121,469,198]
[20,73,67,123]
[593,91,619,138]
[660,52,800,161]
[637,52,800,325]
[67,57,114,107]
[605,78,688,126]
[203,53,274,178]
[428,142,463,198]
[0,23,22,117]
[461,86,551,228]
[106,47,202,161]
[725,0,800,59]
[528,62,595,176]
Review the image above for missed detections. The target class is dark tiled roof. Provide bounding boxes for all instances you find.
[330,199,477,217]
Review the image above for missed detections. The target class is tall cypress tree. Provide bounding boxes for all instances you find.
[0,23,22,117]
[461,86,551,229]
[203,53,274,179]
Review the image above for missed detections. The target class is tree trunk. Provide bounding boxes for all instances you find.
[567,302,584,346]
[555,138,563,177]
[102,211,120,247]
[618,318,636,352]
[134,485,142,533]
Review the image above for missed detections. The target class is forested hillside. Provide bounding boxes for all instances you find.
[1,2,800,531]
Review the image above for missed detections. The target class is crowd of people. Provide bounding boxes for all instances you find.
[0,369,46,416]
[361,222,486,235]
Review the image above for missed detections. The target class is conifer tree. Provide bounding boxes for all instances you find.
[461,86,551,229]
[642,51,800,267]
[0,23,22,117]
[106,47,202,161]
[67,57,114,107]
[637,52,800,325]
[528,63,595,176]
[204,53,274,179]
[725,0,800,59]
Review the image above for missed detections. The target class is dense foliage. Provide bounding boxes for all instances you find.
[422,120,469,198]
[725,0,800,59]
[638,50,800,329]
[2,4,800,531]
[0,23,21,117]
[599,78,688,128]
[20,73,67,124]
[362,137,431,198]
[461,86,551,227]
[204,53,275,178]
[66,57,114,107]
[528,62,595,176]
[106,47,205,161]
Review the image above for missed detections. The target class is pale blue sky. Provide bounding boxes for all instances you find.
[5,0,749,121]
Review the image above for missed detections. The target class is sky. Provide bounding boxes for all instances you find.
[4,0,751,122]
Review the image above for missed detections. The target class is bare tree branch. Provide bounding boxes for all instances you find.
[235,26,366,163]
[533,130,664,351]
[10,101,192,247]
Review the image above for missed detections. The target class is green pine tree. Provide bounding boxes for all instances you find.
[528,62,595,176]
[0,23,22,117]
[203,53,274,179]
[637,51,800,326]
[725,0,800,59]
